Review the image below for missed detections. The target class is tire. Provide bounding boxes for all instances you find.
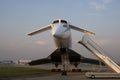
[78,69,81,72]
[58,69,61,72]
[51,69,56,72]
[91,75,95,79]
[72,69,75,72]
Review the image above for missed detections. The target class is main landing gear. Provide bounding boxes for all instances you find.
[61,48,69,76]
[62,71,67,76]
[72,63,82,72]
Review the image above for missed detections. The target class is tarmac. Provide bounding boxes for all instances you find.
[0,64,118,80]
[0,72,119,80]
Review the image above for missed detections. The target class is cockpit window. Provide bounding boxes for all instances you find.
[61,20,67,24]
[53,20,59,24]
[52,20,67,24]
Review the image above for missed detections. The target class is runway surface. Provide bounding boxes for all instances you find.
[0,72,119,80]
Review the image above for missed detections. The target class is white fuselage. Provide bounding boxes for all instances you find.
[51,20,72,49]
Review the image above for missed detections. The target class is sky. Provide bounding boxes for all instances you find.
[0,0,120,63]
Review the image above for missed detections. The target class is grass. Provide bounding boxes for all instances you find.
[0,66,51,78]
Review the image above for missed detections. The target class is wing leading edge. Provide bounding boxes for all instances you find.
[28,25,51,36]
[70,24,95,36]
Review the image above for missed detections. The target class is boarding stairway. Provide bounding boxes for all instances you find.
[79,35,120,73]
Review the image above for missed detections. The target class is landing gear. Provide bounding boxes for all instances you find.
[51,63,61,72]
[62,71,67,76]
[61,48,69,76]
[72,63,82,72]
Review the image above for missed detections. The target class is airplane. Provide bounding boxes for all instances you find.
[28,19,104,75]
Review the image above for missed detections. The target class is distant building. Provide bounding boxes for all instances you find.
[18,60,31,65]
[0,60,15,65]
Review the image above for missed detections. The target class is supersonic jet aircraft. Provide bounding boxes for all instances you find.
[28,19,103,75]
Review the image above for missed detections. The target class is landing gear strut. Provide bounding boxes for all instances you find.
[61,48,69,76]
[62,71,67,76]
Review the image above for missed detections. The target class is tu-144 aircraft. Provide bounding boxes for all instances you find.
[28,19,104,75]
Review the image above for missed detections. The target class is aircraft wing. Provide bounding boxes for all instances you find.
[67,49,104,65]
[28,49,104,66]
[28,58,51,65]
[70,24,95,36]
[28,25,51,36]
[80,57,104,65]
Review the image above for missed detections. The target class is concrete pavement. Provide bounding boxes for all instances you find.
[0,72,118,80]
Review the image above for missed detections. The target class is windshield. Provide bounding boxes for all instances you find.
[52,20,59,24]
[61,20,67,24]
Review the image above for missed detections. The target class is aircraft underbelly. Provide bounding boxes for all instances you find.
[53,36,71,48]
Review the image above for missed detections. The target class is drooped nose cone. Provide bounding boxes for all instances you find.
[53,29,63,38]
[52,24,70,39]
[53,29,70,39]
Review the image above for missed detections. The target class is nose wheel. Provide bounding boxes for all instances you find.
[62,71,67,76]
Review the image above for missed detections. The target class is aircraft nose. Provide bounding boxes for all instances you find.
[52,24,69,38]
[53,31,62,38]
